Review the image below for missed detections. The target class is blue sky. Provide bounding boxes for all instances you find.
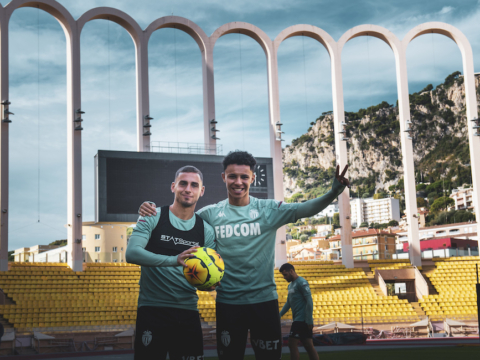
[3,0,480,249]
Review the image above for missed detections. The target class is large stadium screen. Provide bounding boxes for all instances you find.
[95,150,274,223]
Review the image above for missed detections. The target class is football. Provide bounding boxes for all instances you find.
[183,247,225,290]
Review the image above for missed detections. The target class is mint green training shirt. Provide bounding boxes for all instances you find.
[142,178,345,306]
[279,276,314,324]
[125,208,216,311]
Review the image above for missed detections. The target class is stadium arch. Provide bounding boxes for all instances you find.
[273,26,354,267]
[144,16,213,151]
[337,25,423,266]
[0,0,80,271]
[210,22,288,265]
[402,22,480,250]
[77,7,144,151]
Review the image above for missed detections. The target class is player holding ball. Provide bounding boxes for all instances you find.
[126,166,217,360]
[139,151,349,359]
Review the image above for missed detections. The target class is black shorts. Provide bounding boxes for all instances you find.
[289,321,312,339]
[216,299,282,360]
[134,306,203,360]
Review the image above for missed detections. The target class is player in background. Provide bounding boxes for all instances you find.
[126,165,216,360]
[279,263,318,360]
[138,151,349,360]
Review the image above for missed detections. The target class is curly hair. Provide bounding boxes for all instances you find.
[222,150,257,171]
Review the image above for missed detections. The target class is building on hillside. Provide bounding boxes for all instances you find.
[310,236,330,249]
[293,224,332,236]
[313,202,338,218]
[449,187,474,211]
[292,248,322,260]
[396,222,478,257]
[287,237,330,259]
[398,237,478,259]
[327,229,397,260]
[81,222,131,263]
[12,222,133,264]
[13,245,63,262]
[417,208,429,228]
[396,222,478,244]
[286,240,300,254]
[350,197,400,228]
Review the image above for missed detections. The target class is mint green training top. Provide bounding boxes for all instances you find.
[125,208,216,311]
[279,276,314,324]
[196,178,345,305]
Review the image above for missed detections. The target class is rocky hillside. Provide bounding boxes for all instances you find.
[283,71,478,202]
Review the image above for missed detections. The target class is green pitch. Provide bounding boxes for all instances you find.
[205,345,479,359]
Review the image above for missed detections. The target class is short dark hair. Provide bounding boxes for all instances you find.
[222,150,257,172]
[174,165,203,183]
[279,263,295,273]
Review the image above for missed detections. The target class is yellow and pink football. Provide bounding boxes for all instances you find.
[183,247,225,290]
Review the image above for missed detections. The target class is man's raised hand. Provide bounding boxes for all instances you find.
[177,246,199,267]
[335,165,350,188]
[139,202,157,217]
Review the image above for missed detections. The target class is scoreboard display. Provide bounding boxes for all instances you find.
[95,150,274,223]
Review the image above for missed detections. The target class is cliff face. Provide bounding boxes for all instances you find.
[282,72,479,201]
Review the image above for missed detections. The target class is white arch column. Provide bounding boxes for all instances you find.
[66,27,83,272]
[209,23,286,267]
[136,33,150,152]
[330,45,353,268]
[395,48,422,266]
[202,42,217,154]
[0,7,10,271]
[459,37,480,246]
[267,45,287,268]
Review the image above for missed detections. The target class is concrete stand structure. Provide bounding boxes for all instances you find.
[0,0,479,270]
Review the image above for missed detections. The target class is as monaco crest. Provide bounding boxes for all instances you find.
[221,330,231,347]
[142,330,152,346]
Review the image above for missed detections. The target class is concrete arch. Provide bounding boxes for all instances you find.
[145,16,213,150]
[210,22,273,57]
[337,24,402,57]
[145,15,209,54]
[339,25,422,266]
[273,24,337,58]
[402,21,469,49]
[402,22,480,258]
[77,7,147,154]
[1,0,83,271]
[3,0,76,37]
[77,7,143,45]
[211,22,290,269]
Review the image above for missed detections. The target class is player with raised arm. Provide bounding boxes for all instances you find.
[279,263,318,360]
[126,165,216,360]
[138,151,349,360]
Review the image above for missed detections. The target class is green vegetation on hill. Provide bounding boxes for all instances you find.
[283,71,476,226]
[49,240,67,247]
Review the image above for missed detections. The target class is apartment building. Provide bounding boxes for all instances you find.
[350,197,400,228]
[396,222,478,245]
[313,202,339,218]
[328,229,397,260]
[13,222,132,264]
[82,222,130,263]
[449,187,474,211]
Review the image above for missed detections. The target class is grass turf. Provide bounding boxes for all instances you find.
[205,345,479,359]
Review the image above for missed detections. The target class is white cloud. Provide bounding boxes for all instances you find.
[438,6,454,15]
